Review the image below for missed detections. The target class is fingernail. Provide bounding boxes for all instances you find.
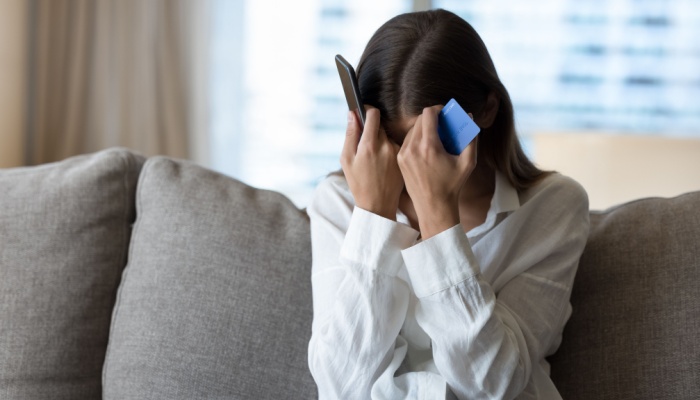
[348,111,354,123]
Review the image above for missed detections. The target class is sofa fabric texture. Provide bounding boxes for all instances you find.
[549,192,700,399]
[0,148,144,399]
[102,157,316,399]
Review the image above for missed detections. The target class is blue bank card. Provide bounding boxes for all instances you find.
[437,98,480,155]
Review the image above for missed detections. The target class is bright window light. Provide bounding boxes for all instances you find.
[210,0,700,207]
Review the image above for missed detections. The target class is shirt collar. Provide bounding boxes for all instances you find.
[491,171,520,215]
[467,171,520,237]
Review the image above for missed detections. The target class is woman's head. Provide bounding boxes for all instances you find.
[356,9,546,190]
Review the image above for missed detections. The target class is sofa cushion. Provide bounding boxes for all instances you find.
[0,148,144,399]
[549,191,700,399]
[103,157,315,399]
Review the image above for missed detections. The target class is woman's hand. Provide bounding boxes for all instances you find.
[397,106,478,239]
[341,107,404,221]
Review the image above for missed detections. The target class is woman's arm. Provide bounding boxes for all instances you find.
[307,176,420,399]
[401,177,590,399]
[310,105,438,398]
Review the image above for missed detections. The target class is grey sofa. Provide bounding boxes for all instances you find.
[0,147,698,400]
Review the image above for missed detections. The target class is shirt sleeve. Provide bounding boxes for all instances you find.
[306,176,421,399]
[401,177,590,400]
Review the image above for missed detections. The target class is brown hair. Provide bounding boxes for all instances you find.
[356,9,548,191]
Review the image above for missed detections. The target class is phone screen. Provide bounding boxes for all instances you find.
[335,54,366,128]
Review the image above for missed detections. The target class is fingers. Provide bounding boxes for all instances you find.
[457,135,478,174]
[402,115,418,146]
[360,107,381,146]
[341,106,390,171]
[404,105,444,154]
[341,110,361,165]
[424,106,444,138]
[420,106,440,142]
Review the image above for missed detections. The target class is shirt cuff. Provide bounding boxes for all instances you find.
[401,224,480,298]
[340,207,420,276]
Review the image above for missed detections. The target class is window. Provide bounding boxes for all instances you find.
[210,0,700,207]
[436,0,700,134]
[210,0,412,207]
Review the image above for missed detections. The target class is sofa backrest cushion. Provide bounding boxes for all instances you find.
[102,157,315,399]
[0,148,144,400]
[549,191,700,399]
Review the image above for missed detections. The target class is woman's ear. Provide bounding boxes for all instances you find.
[477,92,499,128]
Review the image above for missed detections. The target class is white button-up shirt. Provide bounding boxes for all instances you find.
[307,171,590,399]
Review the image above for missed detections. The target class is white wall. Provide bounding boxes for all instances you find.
[0,0,27,168]
[531,132,700,210]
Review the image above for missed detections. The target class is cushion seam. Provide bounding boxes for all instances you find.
[101,154,152,392]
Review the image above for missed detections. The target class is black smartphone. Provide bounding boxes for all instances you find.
[335,54,366,128]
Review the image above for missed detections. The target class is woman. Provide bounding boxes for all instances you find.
[307,9,589,400]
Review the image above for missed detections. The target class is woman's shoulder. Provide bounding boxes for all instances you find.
[308,172,355,217]
[312,172,352,201]
[520,171,589,213]
[537,171,587,195]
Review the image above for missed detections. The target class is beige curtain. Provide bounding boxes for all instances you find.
[0,0,27,168]
[26,0,209,165]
